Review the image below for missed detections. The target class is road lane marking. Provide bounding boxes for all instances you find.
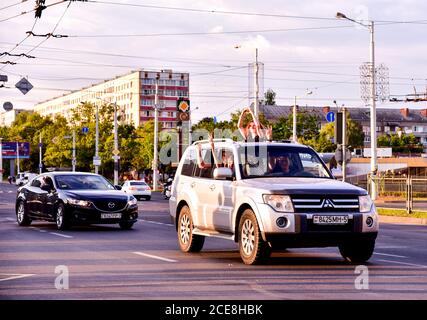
[141,219,173,227]
[39,230,47,233]
[49,232,73,238]
[376,246,408,249]
[374,252,407,259]
[5,218,14,221]
[133,251,177,263]
[378,259,427,268]
[0,274,35,282]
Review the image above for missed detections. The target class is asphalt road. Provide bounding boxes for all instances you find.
[0,182,426,300]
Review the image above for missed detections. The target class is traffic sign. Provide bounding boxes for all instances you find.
[93,156,101,166]
[112,155,120,161]
[38,143,42,148]
[112,149,119,156]
[15,77,33,95]
[39,163,43,169]
[71,159,76,166]
[52,136,59,144]
[82,127,89,134]
[326,111,335,123]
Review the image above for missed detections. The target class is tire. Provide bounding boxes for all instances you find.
[119,221,134,230]
[146,196,151,201]
[16,200,31,226]
[55,203,70,230]
[238,209,271,265]
[339,239,375,263]
[177,206,204,252]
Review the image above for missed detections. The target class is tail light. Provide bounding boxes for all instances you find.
[128,187,136,190]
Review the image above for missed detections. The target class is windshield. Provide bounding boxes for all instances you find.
[238,145,332,179]
[54,175,116,190]
[130,182,148,186]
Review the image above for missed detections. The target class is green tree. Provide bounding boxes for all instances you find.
[263,89,276,105]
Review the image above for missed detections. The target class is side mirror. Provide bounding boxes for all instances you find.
[114,185,122,190]
[213,167,233,180]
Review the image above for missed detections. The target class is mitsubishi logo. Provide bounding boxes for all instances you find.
[322,199,334,208]
[108,202,115,209]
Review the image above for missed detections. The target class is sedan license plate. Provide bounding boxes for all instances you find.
[101,213,122,219]
[313,215,348,225]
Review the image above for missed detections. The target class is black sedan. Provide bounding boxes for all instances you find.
[15,172,138,230]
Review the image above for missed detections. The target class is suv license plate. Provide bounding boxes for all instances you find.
[313,215,348,225]
[101,213,122,219]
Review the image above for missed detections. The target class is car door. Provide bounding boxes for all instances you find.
[205,148,235,232]
[41,176,57,220]
[26,177,43,216]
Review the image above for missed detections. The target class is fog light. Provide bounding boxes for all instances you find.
[276,217,288,228]
[366,216,374,227]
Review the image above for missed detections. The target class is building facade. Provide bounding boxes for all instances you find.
[260,105,427,150]
[33,70,189,128]
[0,109,30,127]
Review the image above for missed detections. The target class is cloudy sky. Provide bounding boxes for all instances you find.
[1,0,427,122]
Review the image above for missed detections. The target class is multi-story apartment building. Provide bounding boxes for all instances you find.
[33,70,189,128]
[260,105,427,150]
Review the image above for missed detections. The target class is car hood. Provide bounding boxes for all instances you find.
[61,190,130,201]
[238,177,367,195]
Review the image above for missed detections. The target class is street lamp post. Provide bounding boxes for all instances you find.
[152,76,160,192]
[113,102,119,185]
[188,106,199,145]
[95,104,99,174]
[0,137,3,182]
[292,90,313,142]
[39,133,42,174]
[336,12,377,199]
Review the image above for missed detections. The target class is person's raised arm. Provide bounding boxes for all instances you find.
[196,143,210,169]
[237,108,251,140]
[209,133,220,168]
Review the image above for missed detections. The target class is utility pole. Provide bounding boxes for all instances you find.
[292,96,297,142]
[39,133,42,174]
[153,76,159,192]
[16,142,20,176]
[72,129,76,172]
[369,21,378,200]
[342,107,347,182]
[113,102,119,185]
[253,48,259,120]
[95,104,99,174]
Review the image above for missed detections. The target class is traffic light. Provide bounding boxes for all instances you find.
[334,111,343,145]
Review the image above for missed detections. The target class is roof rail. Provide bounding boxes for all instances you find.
[192,138,234,145]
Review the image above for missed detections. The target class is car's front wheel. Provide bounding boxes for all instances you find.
[339,239,375,263]
[238,209,271,265]
[16,200,31,226]
[55,203,70,230]
[177,205,204,252]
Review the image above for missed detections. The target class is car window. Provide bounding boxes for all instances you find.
[54,175,115,190]
[129,182,148,186]
[194,148,214,179]
[181,148,196,177]
[238,146,332,179]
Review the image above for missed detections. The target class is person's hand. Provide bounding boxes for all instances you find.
[208,133,214,146]
[266,125,273,141]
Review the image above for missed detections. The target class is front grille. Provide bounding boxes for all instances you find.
[92,199,127,212]
[291,195,359,213]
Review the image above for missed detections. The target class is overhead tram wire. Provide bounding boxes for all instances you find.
[0,0,29,11]
[0,0,67,23]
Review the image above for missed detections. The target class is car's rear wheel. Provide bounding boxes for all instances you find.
[119,221,134,230]
[339,239,375,263]
[177,205,204,252]
[238,209,271,265]
[55,203,70,230]
[16,200,31,226]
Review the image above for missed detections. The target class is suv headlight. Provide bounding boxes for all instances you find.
[263,195,294,212]
[67,198,91,207]
[359,195,373,213]
[127,196,137,206]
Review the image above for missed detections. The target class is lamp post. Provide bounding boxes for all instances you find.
[292,90,313,142]
[152,76,160,192]
[0,137,3,182]
[336,12,377,199]
[188,106,199,145]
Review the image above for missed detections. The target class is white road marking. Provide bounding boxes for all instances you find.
[376,246,408,249]
[374,252,408,259]
[133,251,177,263]
[49,232,73,238]
[5,218,14,221]
[0,273,35,282]
[141,219,173,227]
[378,259,427,268]
[7,191,13,193]
[39,230,47,233]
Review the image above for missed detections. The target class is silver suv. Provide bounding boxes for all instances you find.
[169,139,378,265]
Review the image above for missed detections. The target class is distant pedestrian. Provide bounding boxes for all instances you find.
[7,176,12,184]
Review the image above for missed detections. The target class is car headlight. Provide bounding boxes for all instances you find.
[127,196,137,206]
[263,195,294,212]
[359,195,373,213]
[67,198,91,207]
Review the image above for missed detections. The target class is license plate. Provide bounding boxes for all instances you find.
[101,213,122,219]
[313,215,348,225]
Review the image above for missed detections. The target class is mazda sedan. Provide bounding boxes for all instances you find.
[15,172,138,230]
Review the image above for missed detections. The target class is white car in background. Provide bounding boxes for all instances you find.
[16,172,37,186]
[121,180,151,201]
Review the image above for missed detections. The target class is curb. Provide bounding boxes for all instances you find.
[379,215,427,226]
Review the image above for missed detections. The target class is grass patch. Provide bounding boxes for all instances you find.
[377,207,427,219]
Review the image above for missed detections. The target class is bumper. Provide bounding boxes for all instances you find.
[255,203,379,248]
[66,205,138,225]
[125,191,151,197]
